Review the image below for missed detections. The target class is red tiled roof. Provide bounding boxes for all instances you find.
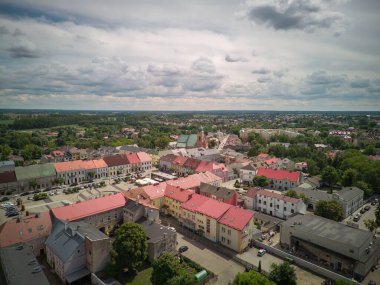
[0,212,52,248]
[196,199,232,219]
[160,154,177,163]
[219,206,254,231]
[245,187,261,198]
[83,159,107,170]
[257,153,270,158]
[0,171,17,184]
[52,150,65,157]
[368,155,380,160]
[165,185,194,203]
[126,153,140,164]
[51,193,125,221]
[181,193,209,212]
[142,183,167,200]
[256,168,301,182]
[136,152,152,163]
[195,160,226,173]
[103,154,129,167]
[183,157,201,169]
[264,157,279,166]
[256,189,302,204]
[167,172,222,189]
[123,188,149,200]
[173,156,188,166]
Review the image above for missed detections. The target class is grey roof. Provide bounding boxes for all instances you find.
[294,187,332,202]
[0,245,50,285]
[199,182,237,200]
[0,161,15,167]
[338,187,363,201]
[125,199,144,213]
[139,219,176,243]
[45,221,84,262]
[46,220,107,262]
[240,164,256,171]
[282,214,372,252]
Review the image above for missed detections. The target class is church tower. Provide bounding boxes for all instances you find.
[196,126,208,148]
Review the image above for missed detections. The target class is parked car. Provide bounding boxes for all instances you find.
[360,208,366,214]
[6,212,19,217]
[20,192,30,196]
[178,246,189,253]
[257,249,266,257]
[0,197,10,202]
[364,205,371,211]
[353,216,360,222]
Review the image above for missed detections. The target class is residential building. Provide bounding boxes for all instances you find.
[126,152,141,172]
[199,182,238,206]
[0,212,52,257]
[256,168,303,191]
[280,214,380,279]
[164,185,194,219]
[193,198,232,242]
[51,193,125,233]
[136,152,153,171]
[294,186,363,218]
[244,188,306,219]
[103,154,131,176]
[240,164,257,184]
[218,206,255,252]
[181,194,209,231]
[15,163,56,192]
[0,244,50,285]
[0,160,15,174]
[123,198,160,223]
[139,219,177,262]
[46,221,111,283]
[295,162,308,171]
[0,171,18,195]
[54,160,87,185]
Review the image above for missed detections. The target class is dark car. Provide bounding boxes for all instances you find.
[360,208,366,214]
[178,246,189,253]
[0,197,10,202]
[364,205,371,211]
[20,192,30,196]
[368,280,376,285]
[353,216,360,222]
[6,211,19,217]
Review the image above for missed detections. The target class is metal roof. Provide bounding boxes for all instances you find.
[15,163,55,181]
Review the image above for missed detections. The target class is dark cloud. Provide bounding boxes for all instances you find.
[306,71,346,87]
[225,54,247,63]
[257,76,271,83]
[8,41,39,58]
[252,68,271,75]
[246,0,345,35]
[350,78,370,88]
[191,57,216,74]
[0,26,10,36]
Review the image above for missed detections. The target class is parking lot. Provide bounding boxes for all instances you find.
[344,200,378,231]
[0,176,141,224]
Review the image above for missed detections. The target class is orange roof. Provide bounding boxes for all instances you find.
[0,212,52,248]
[54,160,86,172]
[256,168,301,183]
[219,206,254,231]
[136,152,152,163]
[142,183,167,200]
[167,172,222,189]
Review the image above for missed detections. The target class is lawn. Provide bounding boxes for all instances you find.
[122,267,153,285]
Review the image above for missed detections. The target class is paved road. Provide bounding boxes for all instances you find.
[177,233,245,285]
[218,135,229,151]
[343,202,378,230]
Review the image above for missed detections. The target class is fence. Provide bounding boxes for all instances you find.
[252,240,360,284]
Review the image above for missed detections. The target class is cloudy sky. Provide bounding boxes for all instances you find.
[0,0,379,111]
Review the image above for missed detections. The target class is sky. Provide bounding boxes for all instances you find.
[0,0,379,111]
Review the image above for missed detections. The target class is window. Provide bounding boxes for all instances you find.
[222,237,226,242]
[227,239,231,245]
[277,205,279,209]
[270,203,272,207]
[284,207,287,211]
[264,201,266,205]
[222,227,226,233]
[291,209,294,213]
[227,229,231,235]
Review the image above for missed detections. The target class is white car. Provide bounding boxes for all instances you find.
[257,249,266,257]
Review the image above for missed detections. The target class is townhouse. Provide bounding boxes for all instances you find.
[218,206,255,252]
[136,151,153,171]
[0,212,52,257]
[103,154,131,177]
[15,163,56,191]
[46,220,111,283]
[240,163,257,184]
[198,182,238,206]
[244,188,306,219]
[256,167,303,191]
[164,185,194,219]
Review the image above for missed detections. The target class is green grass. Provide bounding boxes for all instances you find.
[122,267,153,285]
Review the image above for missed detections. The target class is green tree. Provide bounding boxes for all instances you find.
[341,168,358,187]
[54,177,64,185]
[364,219,377,232]
[285,189,299,198]
[376,203,380,226]
[335,279,356,285]
[208,140,217,149]
[353,181,372,199]
[151,253,181,285]
[252,176,270,187]
[28,180,38,190]
[167,271,197,285]
[232,270,275,285]
[268,262,297,285]
[111,223,147,273]
[321,166,339,187]
[315,200,344,222]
